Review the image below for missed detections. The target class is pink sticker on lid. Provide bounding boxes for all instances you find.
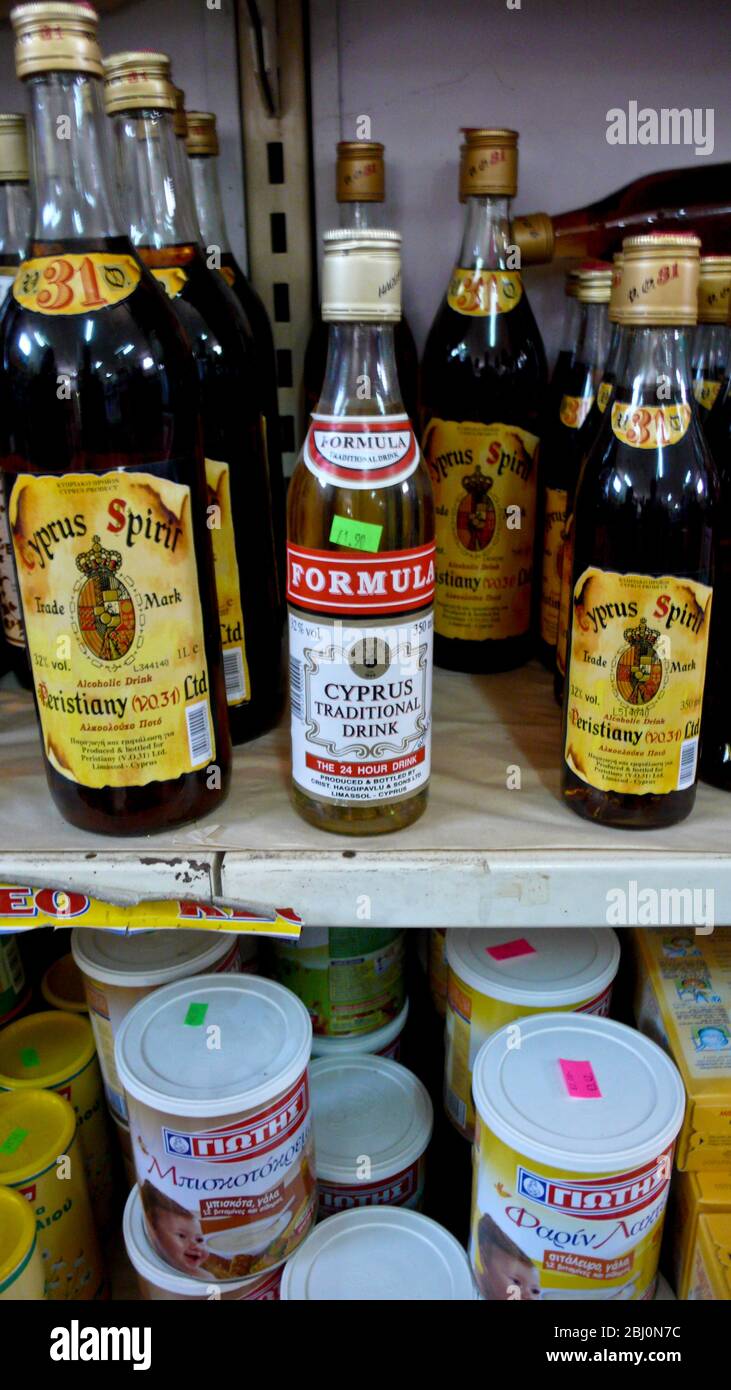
[485,937,536,962]
[559,1058,602,1099]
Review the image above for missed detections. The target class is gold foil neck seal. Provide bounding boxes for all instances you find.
[511,212,554,264]
[574,261,613,304]
[186,111,219,157]
[336,141,384,203]
[12,2,103,78]
[697,255,731,324]
[608,253,624,324]
[322,228,402,322]
[459,128,518,200]
[172,86,188,139]
[103,52,175,114]
[0,114,29,181]
[617,233,701,326]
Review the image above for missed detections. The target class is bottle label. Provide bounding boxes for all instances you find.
[540,485,568,647]
[555,512,575,678]
[218,265,236,288]
[611,402,691,449]
[423,418,539,641]
[9,470,215,788]
[694,378,722,411]
[287,541,434,805]
[447,268,522,316]
[303,414,418,490]
[0,478,25,648]
[205,458,250,707]
[151,267,188,299]
[596,380,612,414]
[564,567,712,796]
[559,393,594,429]
[13,252,141,315]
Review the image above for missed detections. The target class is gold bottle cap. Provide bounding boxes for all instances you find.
[510,211,554,264]
[321,228,401,322]
[608,252,624,324]
[697,255,731,325]
[11,2,103,79]
[186,111,218,157]
[103,52,175,114]
[617,233,701,326]
[172,86,188,139]
[459,128,518,201]
[336,141,384,203]
[574,260,613,304]
[0,114,28,182]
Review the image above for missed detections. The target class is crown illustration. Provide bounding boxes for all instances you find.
[623,616,660,649]
[462,464,494,499]
[76,535,123,577]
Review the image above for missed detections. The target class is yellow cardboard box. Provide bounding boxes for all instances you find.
[631,928,731,1170]
[686,1214,731,1299]
[666,1169,731,1298]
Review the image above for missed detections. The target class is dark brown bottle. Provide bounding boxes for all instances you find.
[303,142,419,426]
[561,233,717,829]
[106,53,282,745]
[692,255,731,419]
[186,110,285,594]
[513,161,731,264]
[420,129,547,673]
[539,263,611,669]
[700,360,731,789]
[0,6,231,835]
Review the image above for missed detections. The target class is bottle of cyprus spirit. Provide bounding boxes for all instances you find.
[287,230,434,835]
[0,3,231,834]
[562,233,718,828]
[692,255,731,418]
[700,323,731,791]
[105,51,282,744]
[421,129,547,672]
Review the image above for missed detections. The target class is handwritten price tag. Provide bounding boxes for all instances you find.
[559,1058,602,1099]
[329,515,383,553]
[486,937,536,962]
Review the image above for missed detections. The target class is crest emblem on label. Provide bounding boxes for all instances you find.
[456,464,496,552]
[612,616,666,707]
[304,414,418,489]
[75,534,136,662]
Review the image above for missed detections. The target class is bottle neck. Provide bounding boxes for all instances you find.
[27,71,123,242]
[457,196,512,270]
[111,109,199,249]
[615,325,695,406]
[338,200,384,230]
[189,152,228,252]
[317,321,405,416]
[602,321,624,380]
[574,300,610,379]
[174,132,201,242]
[0,181,31,260]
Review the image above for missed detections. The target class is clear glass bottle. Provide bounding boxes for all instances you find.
[420,129,547,673]
[561,233,717,828]
[0,4,231,834]
[287,230,434,835]
[692,255,731,417]
[106,52,282,745]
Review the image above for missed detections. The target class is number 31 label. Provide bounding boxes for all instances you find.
[13,252,141,316]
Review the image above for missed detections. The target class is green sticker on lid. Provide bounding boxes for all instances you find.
[329,515,383,553]
[0,1127,28,1155]
[20,1048,39,1068]
[184,1002,208,1027]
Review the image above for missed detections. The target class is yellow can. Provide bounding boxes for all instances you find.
[41,954,88,1014]
[0,1011,114,1230]
[0,1088,106,1299]
[0,1183,44,1299]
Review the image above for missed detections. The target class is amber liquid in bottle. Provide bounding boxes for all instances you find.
[700,376,731,789]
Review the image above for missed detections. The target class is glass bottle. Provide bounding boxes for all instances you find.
[420,129,547,673]
[692,255,731,418]
[186,109,285,591]
[303,142,419,425]
[0,3,231,835]
[700,346,731,790]
[287,230,434,835]
[561,233,717,828]
[105,51,282,744]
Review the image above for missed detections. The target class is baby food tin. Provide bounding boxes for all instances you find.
[0,1010,114,1229]
[113,1114,136,1191]
[41,954,88,1014]
[269,928,405,1036]
[281,1206,478,1301]
[115,974,317,1283]
[470,1013,685,1301]
[0,1088,106,1300]
[72,928,240,1122]
[445,927,620,1139]
[311,1055,433,1218]
[311,999,409,1062]
[123,1185,283,1301]
[0,1183,44,1300]
[0,934,29,1027]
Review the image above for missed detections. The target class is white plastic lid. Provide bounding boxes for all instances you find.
[310,1054,432,1183]
[472,1013,685,1174]
[71,927,238,989]
[122,1185,277,1298]
[446,927,620,1006]
[311,1000,409,1058]
[115,974,312,1117]
[280,1207,477,1301]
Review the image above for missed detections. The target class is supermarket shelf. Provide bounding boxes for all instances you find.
[1,664,730,926]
